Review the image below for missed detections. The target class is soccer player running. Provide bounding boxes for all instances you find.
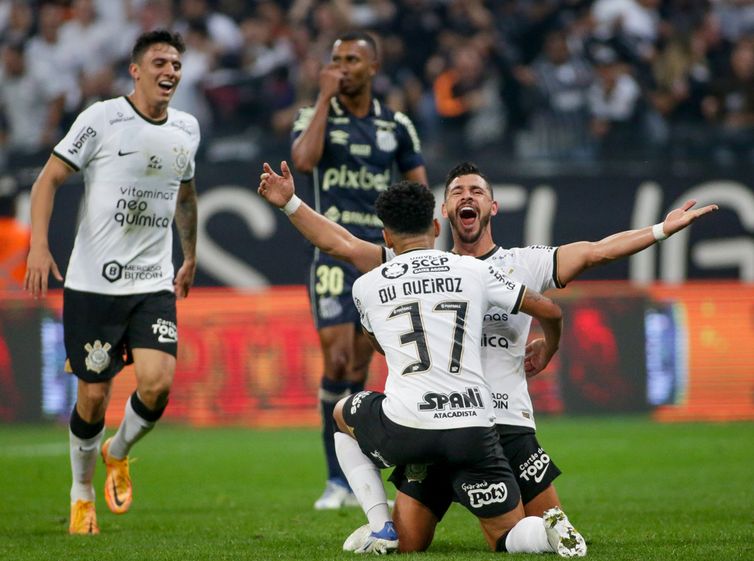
[25,30,200,535]
[258,160,718,554]
[290,30,427,509]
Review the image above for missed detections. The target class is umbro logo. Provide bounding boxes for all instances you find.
[118,149,138,157]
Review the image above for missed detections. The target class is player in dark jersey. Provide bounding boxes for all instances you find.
[290,30,427,509]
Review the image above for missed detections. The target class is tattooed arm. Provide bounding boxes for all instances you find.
[173,178,198,298]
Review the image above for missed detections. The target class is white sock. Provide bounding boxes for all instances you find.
[108,394,155,460]
[334,432,390,532]
[505,516,552,553]
[69,427,104,503]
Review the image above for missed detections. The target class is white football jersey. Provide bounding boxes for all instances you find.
[353,249,526,430]
[53,96,200,295]
[480,245,562,429]
[384,245,562,430]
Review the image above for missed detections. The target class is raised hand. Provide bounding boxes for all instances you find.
[662,199,719,237]
[258,161,296,208]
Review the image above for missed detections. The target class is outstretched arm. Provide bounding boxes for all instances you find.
[25,155,72,298]
[174,178,198,299]
[556,199,719,285]
[258,161,383,273]
[518,288,562,377]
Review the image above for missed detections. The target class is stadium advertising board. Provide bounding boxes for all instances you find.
[1,283,751,426]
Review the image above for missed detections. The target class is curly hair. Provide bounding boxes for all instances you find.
[375,181,435,234]
[131,29,186,63]
[444,161,493,199]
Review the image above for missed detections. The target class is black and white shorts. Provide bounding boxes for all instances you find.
[63,288,177,383]
[497,426,562,504]
[343,391,521,518]
[390,426,561,519]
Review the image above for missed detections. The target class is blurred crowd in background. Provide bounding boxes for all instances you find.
[2,0,754,170]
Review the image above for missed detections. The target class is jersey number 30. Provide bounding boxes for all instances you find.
[388,301,468,376]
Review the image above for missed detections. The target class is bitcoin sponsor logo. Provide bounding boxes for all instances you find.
[101,261,164,282]
[67,126,97,155]
[463,481,508,509]
[321,165,389,192]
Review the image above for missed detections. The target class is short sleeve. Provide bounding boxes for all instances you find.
[393,111,424,173]
[182,117,201,182]
[53,102,105,171]
[520,246,563,290]
[352,278,373,334]
[291,106,314,142]
[483,263,526,315]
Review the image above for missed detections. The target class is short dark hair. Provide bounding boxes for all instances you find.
[375,181,435,234]
[131,29,185,63]
[334,30,379,60]
[444,161,493,198]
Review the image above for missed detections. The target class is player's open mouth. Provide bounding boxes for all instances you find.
[459,206,477,227]
[158,80,174,93]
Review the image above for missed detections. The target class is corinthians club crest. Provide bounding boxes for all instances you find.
[84,340,112,374]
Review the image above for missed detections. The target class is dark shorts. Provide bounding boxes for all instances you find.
[63,288,177,383]
[308,252,361,329]
[343,391,521,518]
[497,426,562,504]
[390,426,561,519]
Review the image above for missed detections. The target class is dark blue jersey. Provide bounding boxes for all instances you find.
[292,97,424,243]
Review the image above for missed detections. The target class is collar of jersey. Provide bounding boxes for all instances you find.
[454,245,499,261]
[330,96,381,117]
[123,96,169,125]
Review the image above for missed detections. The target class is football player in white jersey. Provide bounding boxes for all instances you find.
[335,180,576,555]
[258,160,717,554]
[25,30,200,535]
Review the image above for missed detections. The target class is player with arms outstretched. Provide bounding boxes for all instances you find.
[328,180,581,555]
[25,29,200,535]
[259,160,717,553]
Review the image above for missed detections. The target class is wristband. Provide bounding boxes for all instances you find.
[281,194,302,216]
[652,222,668,241]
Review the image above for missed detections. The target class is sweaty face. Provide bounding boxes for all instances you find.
[443,174,495,245]
[132,43,182,106]
[331,39,376,96]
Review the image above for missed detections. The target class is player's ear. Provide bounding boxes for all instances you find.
[129,62,139,81]
[441,201,449,218]
[490,200,499,217]
[433,218,441,238]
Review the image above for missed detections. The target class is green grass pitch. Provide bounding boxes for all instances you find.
[0,417,751,560]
